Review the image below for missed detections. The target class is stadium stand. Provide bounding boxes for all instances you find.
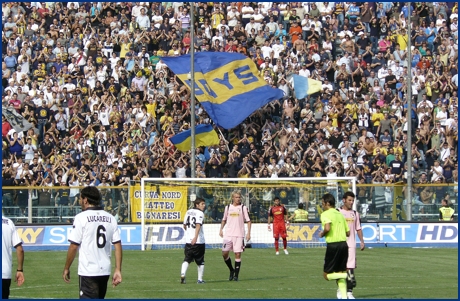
[1,2,458,223]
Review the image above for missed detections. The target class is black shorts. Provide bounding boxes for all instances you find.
[79,275,110,299]
[323,241,349,274]
[2,279,11,299]
[183,243,206,265]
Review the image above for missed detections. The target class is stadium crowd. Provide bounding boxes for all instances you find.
[1,2,458,221]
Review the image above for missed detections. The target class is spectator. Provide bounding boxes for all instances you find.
[1,2,458,222]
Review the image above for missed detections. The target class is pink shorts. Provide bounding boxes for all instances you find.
[347,247,356,269]
[222,237,244,253]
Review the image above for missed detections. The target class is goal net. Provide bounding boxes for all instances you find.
[137,177,357,250]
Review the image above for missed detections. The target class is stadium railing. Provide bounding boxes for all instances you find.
[1,183,457,224]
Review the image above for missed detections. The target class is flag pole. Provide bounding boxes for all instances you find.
[217,127,231,153]
[190,2,196,180]
[406,3,413,221]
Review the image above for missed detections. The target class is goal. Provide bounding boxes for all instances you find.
[137,177,357,250]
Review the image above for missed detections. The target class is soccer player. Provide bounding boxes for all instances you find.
[181,198,206,284]
[338,191,365,299]
[2,215,24,299]
[63,186,123,299]
[268,196,289,255]
[219,190,251,281]
[319,193,350,299]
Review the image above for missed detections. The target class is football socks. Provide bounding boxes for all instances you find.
[224,257,234,271]
[234,260,241,278]
[337,279,347,298]
[198,265,204,282]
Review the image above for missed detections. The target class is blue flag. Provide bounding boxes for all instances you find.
[203,146,211,161]
[169,124,220,152]
[289,74,323,100]
[162,53,283,129]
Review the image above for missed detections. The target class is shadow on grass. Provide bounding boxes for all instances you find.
[191,275,285,284]
[358,293,405,299]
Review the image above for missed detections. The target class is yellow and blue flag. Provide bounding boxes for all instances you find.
[289,74,322,99]
[169,124,220,152]
[162,53,283,129]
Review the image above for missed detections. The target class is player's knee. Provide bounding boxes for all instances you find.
[323,272,329,280]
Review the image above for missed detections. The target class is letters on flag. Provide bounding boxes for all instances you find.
[162,53,284,129]
[289,74,322,100]
[2,106,34,133]
[169,124,220,152]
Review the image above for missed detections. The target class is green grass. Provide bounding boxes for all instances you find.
[11,248,458,299]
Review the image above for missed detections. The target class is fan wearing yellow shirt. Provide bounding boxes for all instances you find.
[394,28,409,51]
[146,97,157,119]
[371,107,384,133]
[345,102,359,120]
[372,142,388,156]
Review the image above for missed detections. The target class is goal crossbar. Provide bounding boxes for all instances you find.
[140,177,357,251]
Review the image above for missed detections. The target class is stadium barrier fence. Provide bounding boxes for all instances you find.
[2,182,457,225]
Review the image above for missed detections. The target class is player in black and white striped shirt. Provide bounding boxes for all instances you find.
[63,186,123,299]
[2,215,24,299]
[180,198,206,284]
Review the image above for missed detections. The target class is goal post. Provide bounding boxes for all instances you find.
[138,177,357,251]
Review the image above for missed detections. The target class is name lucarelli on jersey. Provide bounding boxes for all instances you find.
[87,215,112,223]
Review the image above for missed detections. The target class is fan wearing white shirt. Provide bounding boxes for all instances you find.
[241,4,255,26]
[377,66,389,86]
[260,40,273,60]
[390,61,403,77]
[98,106,111,129]
[299,64,311,78]
[430,161,444,182]
[259,57,274,70]
[227,7,240,29]
[318,2,333,21]
[151,11,163,28]
[23,138,37,162]
[439,143,451,162]
[435,106,448,126]
[245,17,260,33]
[272,40,285,58]
[131,3,143,18]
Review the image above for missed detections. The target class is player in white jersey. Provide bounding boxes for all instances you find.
[2,215,24,299]
[338,191,365,299]
[219,191,251,282]
[63,186,123,299]
[180,198,206,284]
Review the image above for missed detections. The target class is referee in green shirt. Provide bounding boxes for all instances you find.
[319,193,350,299]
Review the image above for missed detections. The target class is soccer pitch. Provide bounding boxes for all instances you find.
[13,248,457,299]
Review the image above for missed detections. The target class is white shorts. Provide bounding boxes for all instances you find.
[222,237,244,253]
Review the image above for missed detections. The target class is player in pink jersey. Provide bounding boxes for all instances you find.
[338,191,365,299]
[219,191,252,281]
